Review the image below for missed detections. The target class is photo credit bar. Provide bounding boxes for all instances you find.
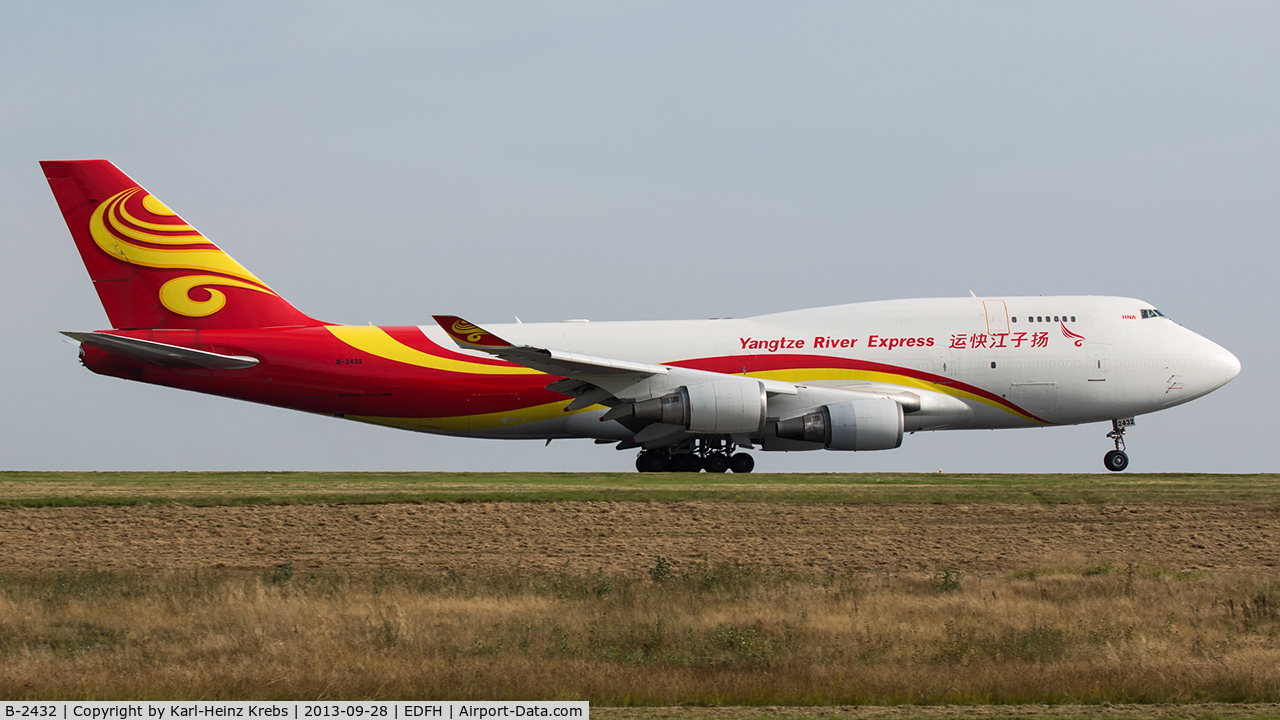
[1,703,588,720]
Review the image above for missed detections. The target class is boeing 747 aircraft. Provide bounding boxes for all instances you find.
[44,160,1240,473]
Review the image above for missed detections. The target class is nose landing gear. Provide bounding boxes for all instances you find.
[1103,417,1133,472]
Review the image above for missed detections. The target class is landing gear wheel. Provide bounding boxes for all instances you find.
[1103,418,1133,472]
[1104,450,1129,472]
[729,453,755,474]
[671,454,700,473]
[702,453,729,473]
[637,452,669,473]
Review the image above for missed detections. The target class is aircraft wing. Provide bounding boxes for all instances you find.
[433,316,669,378]
[433,315,797,404]
[63,332,260,370]
[431,316,926,450]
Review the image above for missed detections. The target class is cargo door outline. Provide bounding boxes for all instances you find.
[1010,381,1058,421]
[983,299,1010,336]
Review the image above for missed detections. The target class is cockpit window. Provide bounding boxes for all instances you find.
[1140,309,1167,319]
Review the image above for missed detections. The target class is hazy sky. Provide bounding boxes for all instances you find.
[2,2,1275,473]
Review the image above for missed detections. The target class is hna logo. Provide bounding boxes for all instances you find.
[1122,314,1138,320]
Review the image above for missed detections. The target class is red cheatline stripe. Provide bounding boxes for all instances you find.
[667,353,1046,422]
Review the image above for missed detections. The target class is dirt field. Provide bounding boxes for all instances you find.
[3,480,1280,713]
[2,499,1277,576]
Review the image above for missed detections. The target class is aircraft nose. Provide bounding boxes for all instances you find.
[1200,340,1240,392]
[1175,332,1240,402]
[1221,347,1241,385]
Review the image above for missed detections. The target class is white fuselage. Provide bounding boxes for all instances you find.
[418,296,1239,444]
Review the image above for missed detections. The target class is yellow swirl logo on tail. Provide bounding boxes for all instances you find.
[158,275,277,318]
[89,188,279,317]
[451,319,487,344]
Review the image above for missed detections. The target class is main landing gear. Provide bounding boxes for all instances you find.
[635,438,755,473]
[1103,417,1133,472]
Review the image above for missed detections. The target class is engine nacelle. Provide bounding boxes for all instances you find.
[774,397,904,451]
[633,379,767,434]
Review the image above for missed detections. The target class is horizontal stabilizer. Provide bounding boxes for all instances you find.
[63,332,259,370]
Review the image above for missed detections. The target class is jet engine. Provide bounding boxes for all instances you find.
[632,379,767,434]
[774,397,904,451]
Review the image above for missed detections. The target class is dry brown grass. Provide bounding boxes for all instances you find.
[1,561,1277,703]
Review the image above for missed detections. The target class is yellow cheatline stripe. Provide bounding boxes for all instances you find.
[751,367,1040,423]
[331,335,1038,424]
[325,325,540,375]
[347,398,600,432]
[354,369,1032,431]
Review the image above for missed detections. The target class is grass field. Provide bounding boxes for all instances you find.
[1,471,1278,717]
[0,471,1276,507]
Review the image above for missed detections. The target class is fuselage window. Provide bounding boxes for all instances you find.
[991,361,997,369]
[1037,316,1043,322]
[1071,316,1076,322]
[1011,316,1018,323]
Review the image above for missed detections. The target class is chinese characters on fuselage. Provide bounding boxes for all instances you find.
[737,332,1066,353]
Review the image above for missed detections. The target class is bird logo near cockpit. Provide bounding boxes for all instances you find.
[1060,322,1086,347]
[88,188,278,317]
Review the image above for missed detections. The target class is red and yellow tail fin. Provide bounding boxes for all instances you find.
[41,160,320,330]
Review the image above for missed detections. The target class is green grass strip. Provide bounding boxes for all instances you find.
[0,471,1276,508]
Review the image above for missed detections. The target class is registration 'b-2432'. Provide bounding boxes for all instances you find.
[43,160,1240,473]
